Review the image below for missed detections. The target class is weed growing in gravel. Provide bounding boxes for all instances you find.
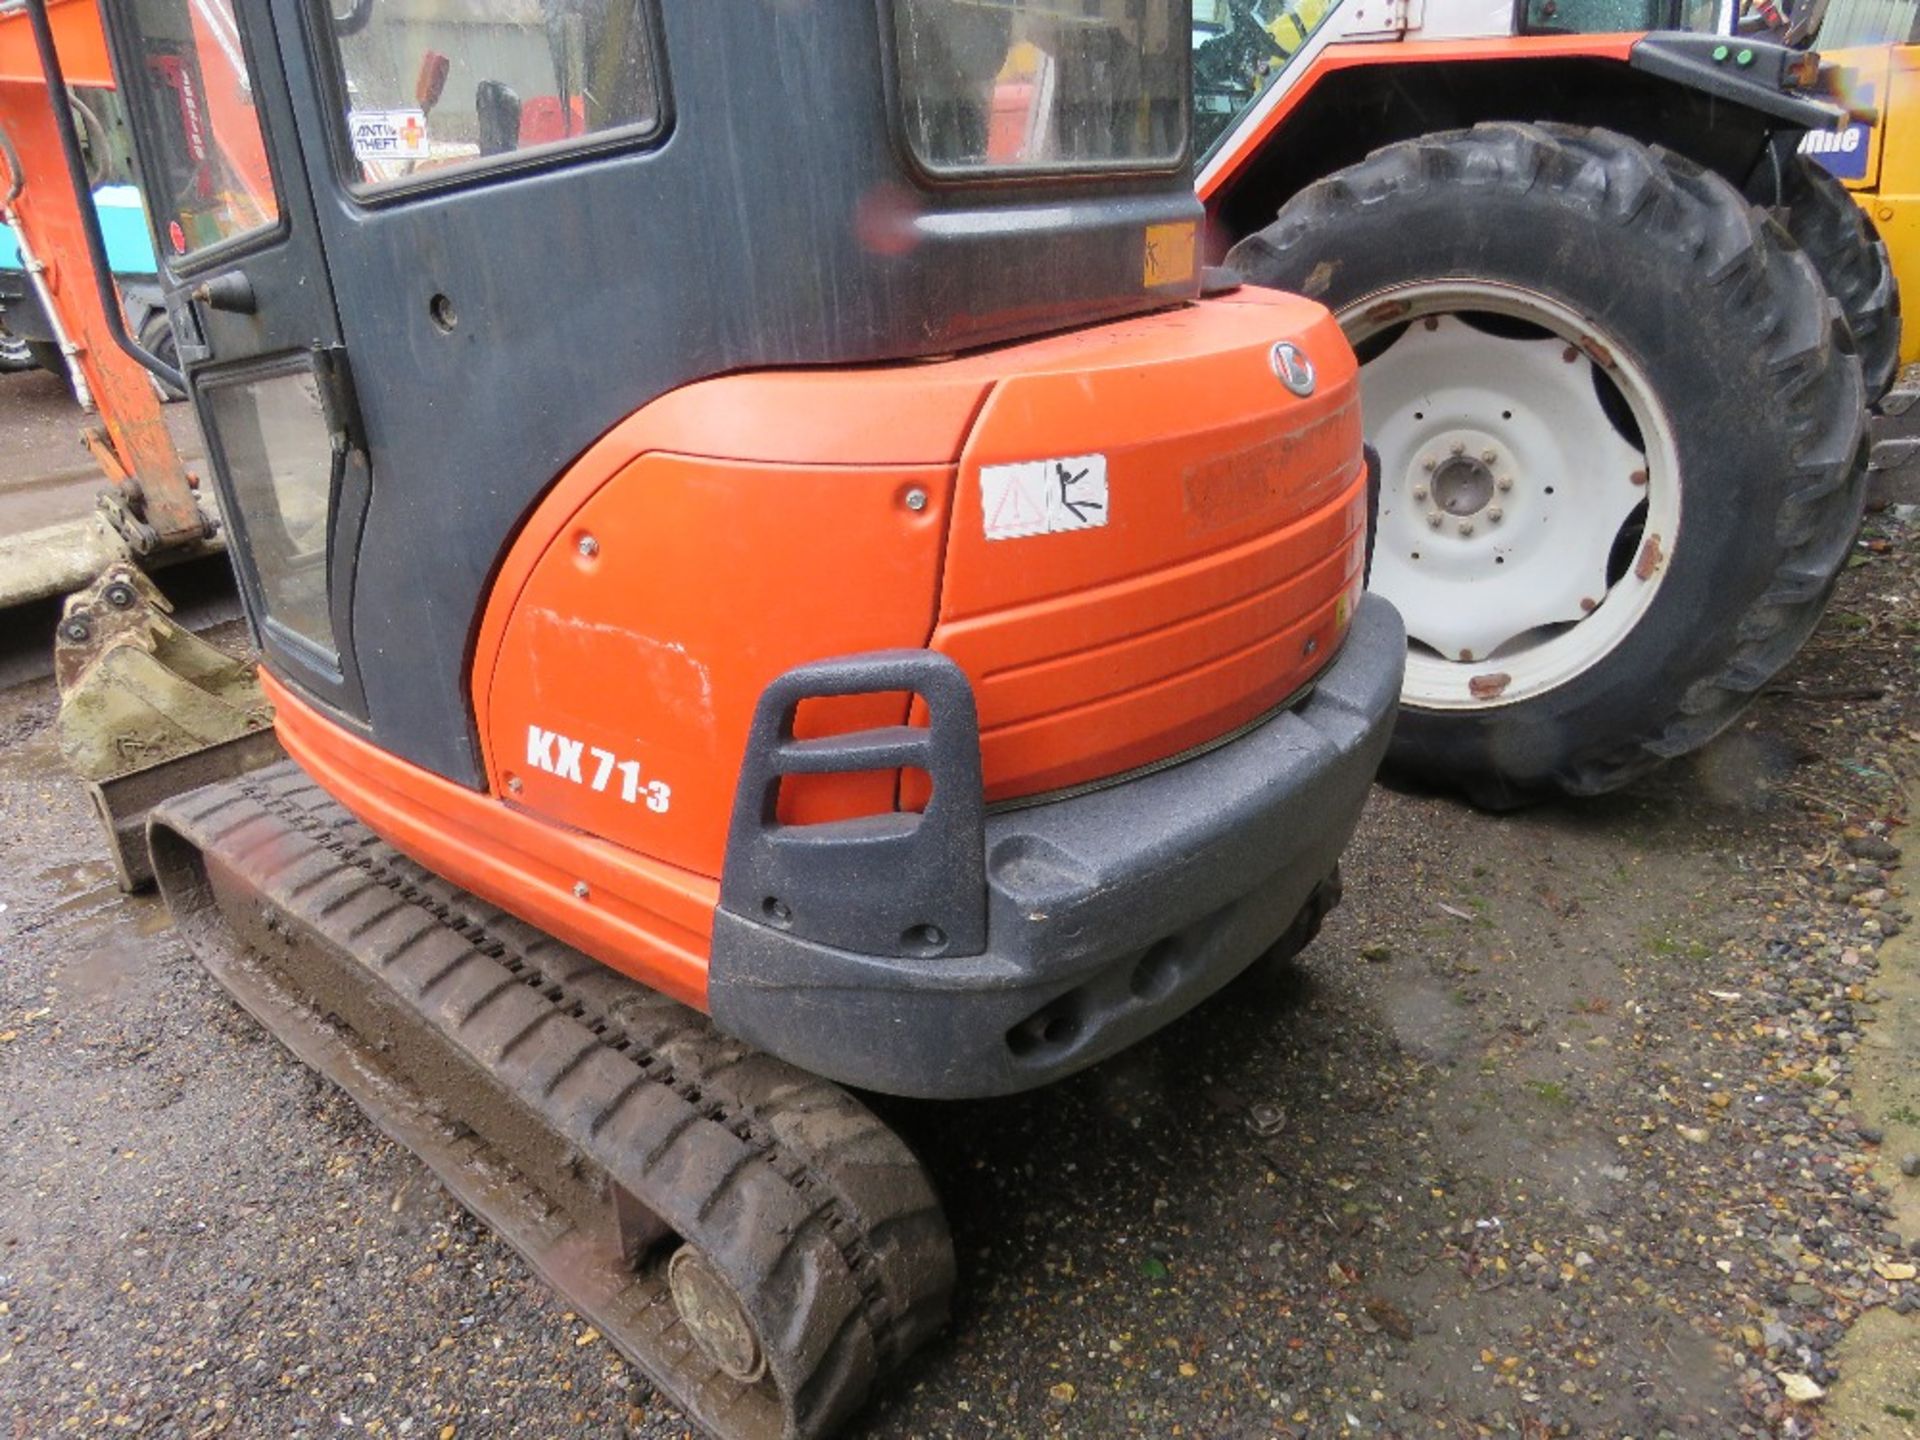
[1646,927,1713,962]
[1528,1080,1575,1110]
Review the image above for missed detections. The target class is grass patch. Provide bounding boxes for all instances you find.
[1528,1080,1575,1110]
[1645,927,1713,962]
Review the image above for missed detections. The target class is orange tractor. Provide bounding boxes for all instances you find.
[4,0,1401,1434]
[1190,0,1881,806]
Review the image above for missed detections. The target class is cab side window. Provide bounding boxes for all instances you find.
[123,0,283,259]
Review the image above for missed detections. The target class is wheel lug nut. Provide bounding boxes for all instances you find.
[1422,457,1437,473]
[1450,442,1466,457]
[1488,507,1503,523]
[1481,449,1498,464]
[1496,476,1513,492]
[1412,486,1429,502]
[1457,520,1475,536]
[1427,513,1443,529]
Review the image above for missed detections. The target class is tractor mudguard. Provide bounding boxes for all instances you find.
[1629,33,1850,129]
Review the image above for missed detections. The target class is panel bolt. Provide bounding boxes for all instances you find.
[1303,635,1319,657]
[573,880,590,900]
[904,488,928,512]
[1412,486,1429,502]
[507,775,523,794]
[1426,512,1443,529]
[577,535,599,558]
[1457,519,1475,536]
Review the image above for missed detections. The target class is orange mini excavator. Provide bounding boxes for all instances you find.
[22,0,1402,1434]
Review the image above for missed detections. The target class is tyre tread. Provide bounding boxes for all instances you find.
[1231,122,1869,806]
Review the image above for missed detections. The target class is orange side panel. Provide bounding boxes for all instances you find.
[470,369,996,732]
[482,454,955,879]
[266,671,719,1008]
[0,0,115,87]
[1200,33,1645,204]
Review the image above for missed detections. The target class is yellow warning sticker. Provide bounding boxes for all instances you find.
[1143,222,1197,288]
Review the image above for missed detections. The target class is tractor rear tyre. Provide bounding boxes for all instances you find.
[1229,123,1868,808]
[1762,152,1901,404]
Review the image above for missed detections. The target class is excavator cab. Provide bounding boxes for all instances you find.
[37,0,1403,1432]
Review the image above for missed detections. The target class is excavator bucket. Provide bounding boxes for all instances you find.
[54,562,278,889]
[5,0,254,888]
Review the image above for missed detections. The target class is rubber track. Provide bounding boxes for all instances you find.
[149,761,954,1440]
[1233,122,1870,804]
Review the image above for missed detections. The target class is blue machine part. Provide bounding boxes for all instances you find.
[1,184,158,277]
[1800,79,1877,184]
[1802,119,1875,182]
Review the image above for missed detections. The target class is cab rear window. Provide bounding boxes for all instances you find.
[323,0,664,190]
[896,0,1187,174]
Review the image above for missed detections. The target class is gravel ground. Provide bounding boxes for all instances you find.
[0,366,202,533]
[0,511,1915,1440]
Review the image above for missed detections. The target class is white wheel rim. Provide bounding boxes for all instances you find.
[1343,282,1682,712]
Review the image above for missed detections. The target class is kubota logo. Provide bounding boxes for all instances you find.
[1270,341,1316,397]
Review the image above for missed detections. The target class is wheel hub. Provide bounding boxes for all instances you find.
[667,1245,768,1384]
[1430,453,1497,517]
[1343,290,1679,708]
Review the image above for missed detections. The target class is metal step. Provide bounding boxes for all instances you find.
[149,761,954,1440]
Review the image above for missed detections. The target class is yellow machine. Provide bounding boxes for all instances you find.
[1808,4,1920,366]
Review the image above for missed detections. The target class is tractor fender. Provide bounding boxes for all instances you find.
[1628,33,1849,132]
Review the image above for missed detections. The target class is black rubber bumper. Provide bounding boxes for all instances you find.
[709,593,1405,1100]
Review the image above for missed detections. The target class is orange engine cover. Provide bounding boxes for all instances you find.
[476,288,1365,903]
[929,291,1364,802]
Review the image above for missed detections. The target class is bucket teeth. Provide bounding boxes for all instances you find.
[150,761,955,1440]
